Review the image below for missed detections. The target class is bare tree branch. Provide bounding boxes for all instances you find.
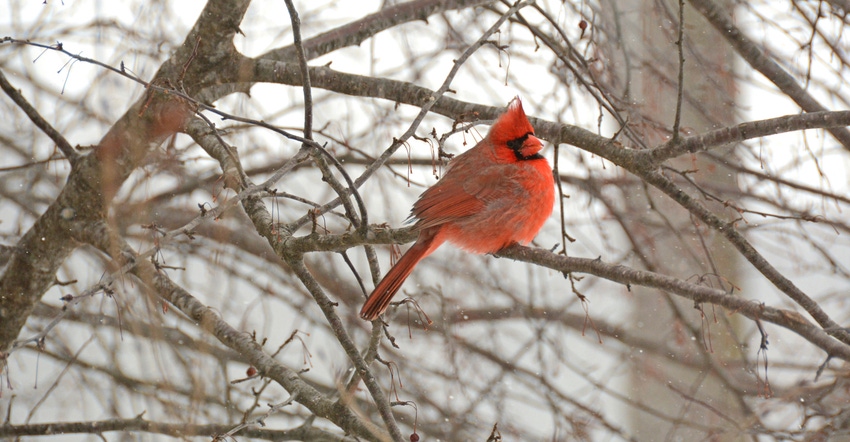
[689,0,850,150]
[0,69,78,163]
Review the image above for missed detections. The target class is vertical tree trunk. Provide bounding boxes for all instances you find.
[603,0,749,439]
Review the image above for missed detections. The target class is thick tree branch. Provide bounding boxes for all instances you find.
[250,59,850,170]
[231,217,850,361]
[645,110,850,163]
[249,58,640,169]
[495,244,850,361]
[0,418,354,441]
[0,0,252,352]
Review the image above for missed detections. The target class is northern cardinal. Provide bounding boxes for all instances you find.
[360,98,554,320]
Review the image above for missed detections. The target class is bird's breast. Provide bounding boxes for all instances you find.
[442,159,554,253]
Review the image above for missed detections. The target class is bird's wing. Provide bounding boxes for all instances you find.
[412,166,512,229]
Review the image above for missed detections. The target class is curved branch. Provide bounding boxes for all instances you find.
[494,244,850,361]
[262,0,493,62]
[0,418,354,441]
[250,59,619,163]
[645,110,850,163]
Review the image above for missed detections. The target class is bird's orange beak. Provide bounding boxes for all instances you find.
[520,135,544,157]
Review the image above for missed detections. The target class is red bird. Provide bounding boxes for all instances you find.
[360,98,555,320]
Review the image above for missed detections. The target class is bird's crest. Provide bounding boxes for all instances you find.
[488,97,535,146]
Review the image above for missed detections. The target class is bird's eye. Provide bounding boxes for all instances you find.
[506,133,531,152]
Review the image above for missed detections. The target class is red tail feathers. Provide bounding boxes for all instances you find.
[360,228,443,320]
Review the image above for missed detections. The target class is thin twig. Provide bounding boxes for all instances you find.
[671,0,686,143]
[283,0,313,140]
[0,68,79,164]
